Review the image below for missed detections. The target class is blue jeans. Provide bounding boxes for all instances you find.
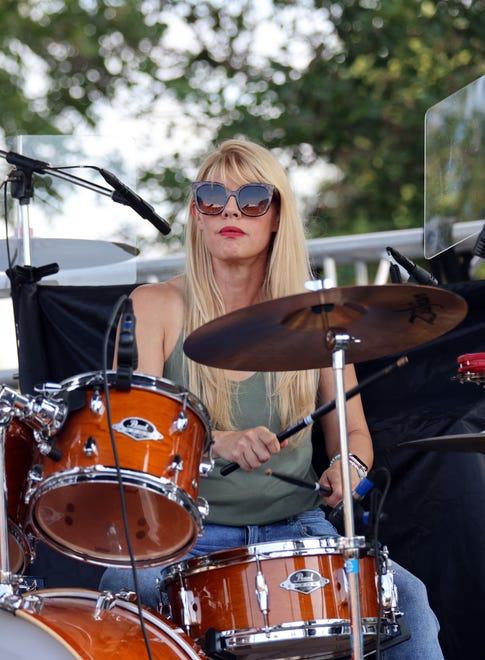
[99,508,443,659]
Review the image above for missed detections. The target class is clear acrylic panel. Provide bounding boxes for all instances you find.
[424,75,485,259]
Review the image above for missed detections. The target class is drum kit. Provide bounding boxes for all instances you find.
[0,282,476,659]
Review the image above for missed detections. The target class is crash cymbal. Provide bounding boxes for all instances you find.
[398,434,485,453]
[183,284,467,371]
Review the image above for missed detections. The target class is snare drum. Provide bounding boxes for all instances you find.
[27,372,212,567]
[456,353,485,384]
[0,588,207,658]
[5,418,35,574]
[163,538,399,659]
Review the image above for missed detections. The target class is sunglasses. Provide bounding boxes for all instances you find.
[192,181,276,217]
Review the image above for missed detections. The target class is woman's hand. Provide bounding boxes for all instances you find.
[212,427,288,471]
[319,458,362,508]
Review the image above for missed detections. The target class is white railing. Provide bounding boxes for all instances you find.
[1,221,483,386]
[1,221,483,294]
[135,220,484,286]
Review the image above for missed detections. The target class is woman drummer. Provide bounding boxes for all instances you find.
[100,138,443,659]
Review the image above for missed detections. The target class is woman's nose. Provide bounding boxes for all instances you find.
[223,192,241,217]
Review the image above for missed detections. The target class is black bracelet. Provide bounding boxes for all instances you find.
[349,453,368,471]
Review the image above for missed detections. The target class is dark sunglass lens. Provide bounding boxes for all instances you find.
[238,185,272,216]
[196,183,227,214]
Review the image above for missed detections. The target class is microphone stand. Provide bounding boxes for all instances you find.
[0,148,114,270]
[326,327,366,660]
[1,148,171,272]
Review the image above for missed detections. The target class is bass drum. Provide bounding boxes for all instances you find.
[0,589,208,659]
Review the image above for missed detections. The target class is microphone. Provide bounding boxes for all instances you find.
[98,168,171,236]
[115,298,138,391]
[327,470,385,535]
[386,246,438,286]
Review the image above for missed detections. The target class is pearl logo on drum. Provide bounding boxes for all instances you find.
[112,417,164,441]
[280,569,329,594]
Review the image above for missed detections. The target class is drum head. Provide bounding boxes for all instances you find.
[0,610,79,659]
[31,477,200,566]
[0,589,207,659]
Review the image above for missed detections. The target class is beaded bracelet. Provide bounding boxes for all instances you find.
[329,454,342,467]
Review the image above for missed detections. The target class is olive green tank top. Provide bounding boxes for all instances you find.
[164,333,320,525]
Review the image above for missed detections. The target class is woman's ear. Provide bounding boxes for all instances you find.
[271,210,280,233]
[191,201,203,228]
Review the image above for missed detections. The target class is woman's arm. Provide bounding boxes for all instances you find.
[317,364,374,507]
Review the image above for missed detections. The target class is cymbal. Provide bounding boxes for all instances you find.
[183,284,467,371]
[398,434,485,453]
[0,237,139,271]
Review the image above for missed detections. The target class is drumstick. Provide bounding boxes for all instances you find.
[265,468,332,497]
[220,355,409,476]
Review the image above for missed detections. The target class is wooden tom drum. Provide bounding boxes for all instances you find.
[163,538,400,659]
[26,372,212,567]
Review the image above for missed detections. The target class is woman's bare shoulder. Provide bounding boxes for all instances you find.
[130,275,185,309]
[129,276,185,369]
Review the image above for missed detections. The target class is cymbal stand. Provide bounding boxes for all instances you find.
[326,327,366,660]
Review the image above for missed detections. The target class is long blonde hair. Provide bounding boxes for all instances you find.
[184,139,318,433]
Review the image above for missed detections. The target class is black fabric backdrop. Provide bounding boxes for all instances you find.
[7,276,485,659]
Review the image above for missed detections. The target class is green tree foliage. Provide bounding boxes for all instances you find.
[0,0,167,134]
[1,0,484,241]
[154,0,485,237]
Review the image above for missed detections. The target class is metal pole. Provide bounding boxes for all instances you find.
[328,329,365,660]
[0,422,12,589]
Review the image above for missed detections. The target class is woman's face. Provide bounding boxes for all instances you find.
[191,175,279,266]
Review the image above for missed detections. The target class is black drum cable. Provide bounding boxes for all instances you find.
[368,466,392,659]
[102,294,154,660]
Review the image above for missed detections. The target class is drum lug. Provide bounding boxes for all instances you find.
[168,454,184,484]
[171,393,190,433]
[377,569,399,615]
[172,411,189,433]
[34,432,59,458]
[375,545,400,616]
[255,556,270,631]
[115,589,138,603]
[24,465,43,504]
[94,591,118,619]
[83,436,99,458]
[196,496,209,520]
[336,567,349,605]
[179,586,200,629]
[90,389,105,416]
[199,442,215,477]
[19,593,43,614]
